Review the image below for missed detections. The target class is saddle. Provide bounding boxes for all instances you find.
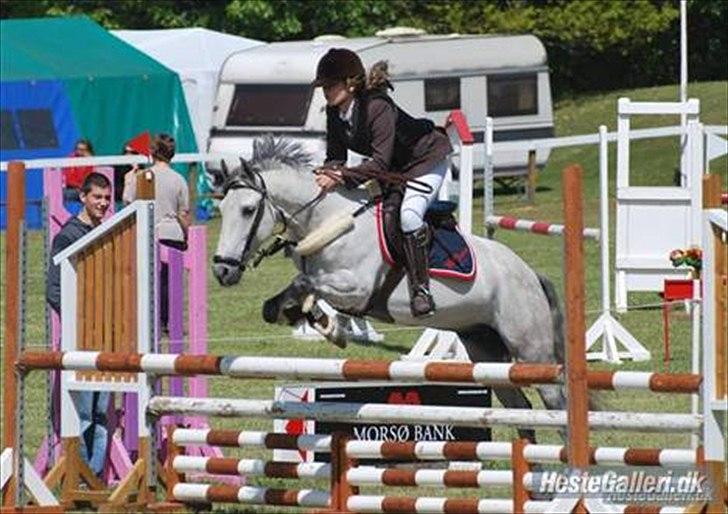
[376,189,476,281]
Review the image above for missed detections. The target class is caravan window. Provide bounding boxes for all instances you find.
[1,110,19,151]
[17,109,58,149]
[227,84,312,126]
[487,74,538,117]
[425,78,460,111]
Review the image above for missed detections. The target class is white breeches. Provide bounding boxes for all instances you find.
[400,159,448,233]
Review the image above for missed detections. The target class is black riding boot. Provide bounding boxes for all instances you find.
[402,226,435,317]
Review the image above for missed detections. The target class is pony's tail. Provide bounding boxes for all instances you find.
[537,273,565,364]
[367,60,394,92]
[538,272,602,413]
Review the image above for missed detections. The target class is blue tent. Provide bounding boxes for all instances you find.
[1,16,197,229]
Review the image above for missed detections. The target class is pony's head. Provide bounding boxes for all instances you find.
[212,136,312,286]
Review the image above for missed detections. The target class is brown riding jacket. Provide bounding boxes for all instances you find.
[324,91,452,183]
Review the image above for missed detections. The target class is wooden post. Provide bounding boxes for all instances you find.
[703,174,728,513]
[136,169,155,201]
[59,438,81,509]
[511,439,530,514]
[703,174,726,401]
[703,174,722,209]
[2,161,24,507]
[165,427,183,502]
[526,149,537,204]
[329,432,356,514]
[562,165,589,513]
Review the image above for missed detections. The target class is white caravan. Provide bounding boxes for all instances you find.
[209,31,553,181]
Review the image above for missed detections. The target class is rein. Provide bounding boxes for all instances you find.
[248,189,328,268]
[319,165,434,195]
[213,171,328,271]
[214,166,384,272]
[290,190,327,218]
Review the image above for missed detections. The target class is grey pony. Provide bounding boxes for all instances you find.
[212,137,568,441]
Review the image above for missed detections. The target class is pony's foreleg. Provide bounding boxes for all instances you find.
[260,276,349,348]
[262,277,312,325]
[300,296,349,349]
[308,270,371,313]
[303,270,372,349]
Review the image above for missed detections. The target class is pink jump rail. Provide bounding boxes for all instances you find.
[34,168,237,486]
[155,227,236,485]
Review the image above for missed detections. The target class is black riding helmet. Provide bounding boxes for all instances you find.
[312,48,365,87]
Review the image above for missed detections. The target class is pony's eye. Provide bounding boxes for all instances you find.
[241,206,257,217]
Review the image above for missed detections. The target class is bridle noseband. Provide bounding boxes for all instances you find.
[212,169,275,271]
[212,168,324,272]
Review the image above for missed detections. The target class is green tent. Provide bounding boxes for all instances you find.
[1,16,197,226]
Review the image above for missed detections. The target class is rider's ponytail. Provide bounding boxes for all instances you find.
[367,61,393,93]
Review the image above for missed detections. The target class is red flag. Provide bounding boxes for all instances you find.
[127,131,151,157]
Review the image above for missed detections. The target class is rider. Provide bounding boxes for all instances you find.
[313,48,452,318]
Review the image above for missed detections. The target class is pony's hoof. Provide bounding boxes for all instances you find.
[330,337,347,349]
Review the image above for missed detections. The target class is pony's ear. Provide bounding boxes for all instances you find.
[207,160,228,190]
[239,158,255,181]
[219,160,229,181]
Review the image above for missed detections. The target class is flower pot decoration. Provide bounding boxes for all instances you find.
[669,246,702,279]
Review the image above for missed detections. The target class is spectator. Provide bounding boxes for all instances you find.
[47,172,112,477]
[63,138,95,202]
[123,133,190,332]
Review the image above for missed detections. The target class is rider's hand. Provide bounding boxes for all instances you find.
[315,168,344,192]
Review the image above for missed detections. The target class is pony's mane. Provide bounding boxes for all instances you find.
[250,135,312,171]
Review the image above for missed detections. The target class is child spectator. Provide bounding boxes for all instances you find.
[47,172,112,477]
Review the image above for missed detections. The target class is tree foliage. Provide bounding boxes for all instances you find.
[1,0,725,98]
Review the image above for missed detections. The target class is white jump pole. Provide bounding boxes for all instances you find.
[149,397,700,433]
[689,117,702,450]
[691,278,700,449]
[679,0,689,186]
[458,134,474,235]
[484,117,495,237]
[585,126,651,362]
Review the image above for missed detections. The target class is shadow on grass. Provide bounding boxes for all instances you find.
[472,183,554,197]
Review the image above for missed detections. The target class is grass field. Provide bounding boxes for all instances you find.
[1,81,726,511]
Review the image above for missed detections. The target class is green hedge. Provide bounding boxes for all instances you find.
[3,0,726,99]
